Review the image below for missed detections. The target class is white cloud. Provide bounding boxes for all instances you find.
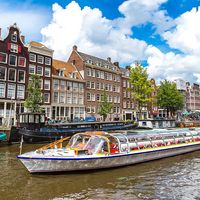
[147,6,200,84]
[0,1,50,41]
[41,1,148,63]
[163,7,200,55]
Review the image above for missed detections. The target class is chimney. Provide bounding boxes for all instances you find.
[107,57,111,62]
[114,62,119,67]
[21,35,25,43]
[73,45,77,51]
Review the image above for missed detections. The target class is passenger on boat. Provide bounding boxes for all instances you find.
[110,143,119,154]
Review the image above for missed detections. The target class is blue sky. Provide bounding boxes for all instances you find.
[1,0,200,83]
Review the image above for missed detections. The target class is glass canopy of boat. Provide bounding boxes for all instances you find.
[66,129,200,155]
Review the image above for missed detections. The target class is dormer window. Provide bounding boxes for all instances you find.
[87,59,92,64]
[11,34,17,42]
[59,69,64,76]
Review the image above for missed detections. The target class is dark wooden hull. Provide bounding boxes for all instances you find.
[9,122,137,143]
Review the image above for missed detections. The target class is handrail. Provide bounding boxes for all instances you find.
[37,137,70,151]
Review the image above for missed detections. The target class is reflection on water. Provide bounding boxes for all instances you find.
[1,143,200,200]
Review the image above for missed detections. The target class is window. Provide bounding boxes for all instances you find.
[73,94,78,104]
[97,82,100,90]
[123,80,126,87]
[91,93,95,101]
[79,83,84,92]
[53,79,59,90]
[10,43,18,53]
[86,81,90,88]
[0,82,5,98]
[40,79,43,89]
[105,72,108,80]
[96,94,100,101]
[29,53,36,62]
[79,95,84,104]
[18,70,25,83]
[60,80,66,90]
[37,66,43,76]
[0,67,6,80]
[29,64,35,74]
[73,82,78,92]
[37,55,44,64]
[87,93,91,101]
[9,55,17,66]
[45,57,51,65]
[44,79,50,90]
[60,92,65,103]
[7,84,15,98]
[45,67,51,77]
[96,70,100,78]
[17,85,25,99]
[100,71,104,79]
[91,82,95,89]
[67,93,72,104]
[0,52,7,63]
[67,81,72,91]
[44,93,50,103]
[91,69,95,77]
[8,68,16,81]
[53,92,59,103]
[59,69,64,76]
[11,34,17,42]
[86,68,91,76]
[18,57,26,67]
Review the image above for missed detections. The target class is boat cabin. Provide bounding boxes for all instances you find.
[18,112,45,129]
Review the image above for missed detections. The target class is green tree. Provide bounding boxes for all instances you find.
[24,74,43,113]
[129,63,153,119]
[98,90,113,121]
[157,80,184,117]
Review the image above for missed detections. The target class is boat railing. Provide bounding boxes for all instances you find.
[36,137,70,152]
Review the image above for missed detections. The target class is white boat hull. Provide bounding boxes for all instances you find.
[18,142,200,173]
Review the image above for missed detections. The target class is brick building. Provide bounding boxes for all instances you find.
[51,59,85,121]
[68,45,121,121]
[26,41,53,118]
[120,67,135,120]
[0,23,28,125]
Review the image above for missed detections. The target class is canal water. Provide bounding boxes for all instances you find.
[0,143,200,200]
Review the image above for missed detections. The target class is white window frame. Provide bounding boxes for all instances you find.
[18,70,25,83]
[29,53,36,62]
[10,43,18,53]
[9,54,17,66]
[0,52,7,64]
[11,34,17,42]
[8,68,16,82]
[37,55,44,64]
[29,64,35,74]
[44,79,50,90]
[45,67,51,77]
[44,93,50,103]
[37,65,43,76]
[18,56,26,67]
[17,85,25,99]
[7,83,16,98]
[0,66,6,80]
[0,82,5,98]
[45,57,51,65]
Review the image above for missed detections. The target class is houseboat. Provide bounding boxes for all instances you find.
[9,113,137,143]
[18,128,200,173]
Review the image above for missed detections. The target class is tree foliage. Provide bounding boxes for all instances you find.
[129,63,153,118]
[98,90,113,121]
[157,80,184,116]
[24,74,43,113]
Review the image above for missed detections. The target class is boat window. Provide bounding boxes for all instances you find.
[84,136,106,154]
[40,115,45,123]
[35,115,40,123]
[29,115,34,123]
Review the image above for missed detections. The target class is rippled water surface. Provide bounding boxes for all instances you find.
[1,143,200,200]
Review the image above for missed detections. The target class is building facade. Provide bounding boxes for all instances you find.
[68,46,122,121]
[26,41,53,118]
[0,23,28,125]
[51,59,85,122]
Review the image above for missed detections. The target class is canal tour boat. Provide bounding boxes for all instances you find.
[17,128,200,173]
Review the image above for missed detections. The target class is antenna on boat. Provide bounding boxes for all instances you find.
[19,135,24,155]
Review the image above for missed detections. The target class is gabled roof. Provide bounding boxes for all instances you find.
[52,59,83,80]
[28,41,53,52]
[77,51,120,70]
